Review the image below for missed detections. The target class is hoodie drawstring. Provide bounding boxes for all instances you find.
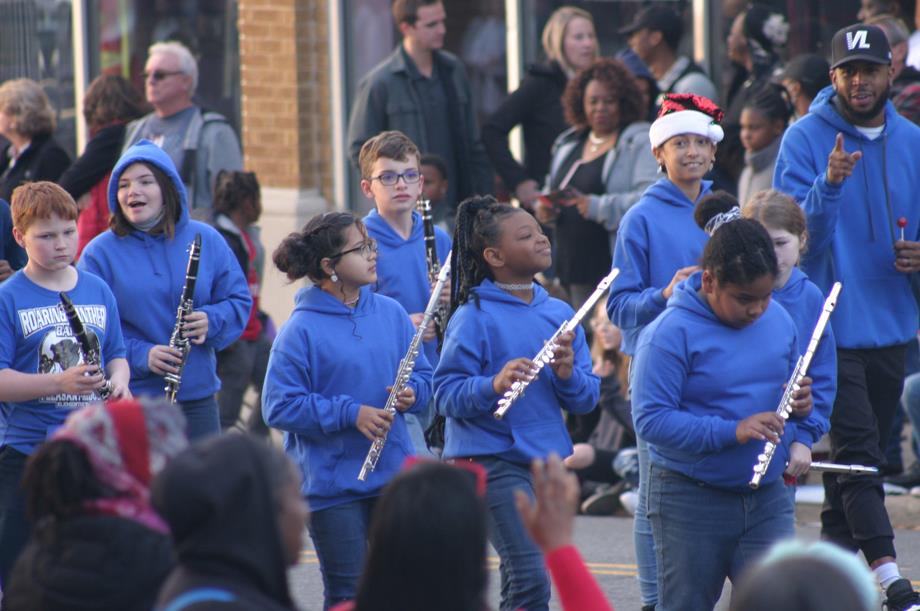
[858,141,876,242]
[881,133,897,247]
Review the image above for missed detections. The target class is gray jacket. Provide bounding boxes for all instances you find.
[346,46,493,200]
[738,136,780,206]
[547,122,658,243]
[123,107,243,219]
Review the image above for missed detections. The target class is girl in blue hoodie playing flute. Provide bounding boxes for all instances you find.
[262,211,432,610]
[433,196,599,611]
[77,141,251,439]
[631,204,814,611]
[606,92,724,610]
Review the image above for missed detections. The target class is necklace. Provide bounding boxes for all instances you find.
[495,281,533,291]
[588,131,613,153]
[344,294,360,306]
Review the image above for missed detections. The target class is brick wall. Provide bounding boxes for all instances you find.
[238,0,333,197]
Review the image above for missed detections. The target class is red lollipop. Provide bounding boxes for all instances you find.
[898,217,908,241]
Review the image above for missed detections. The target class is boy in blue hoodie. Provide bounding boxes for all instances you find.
[0,182,129,584]
[78,140,251,440]
[262,211,431,609]
[606,92,724,611]
[434,196,599,611]
[632,207,813,611]
[774,24,920,608]
[360,131,450,452]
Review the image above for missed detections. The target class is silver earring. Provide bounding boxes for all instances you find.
[331,273,339,283]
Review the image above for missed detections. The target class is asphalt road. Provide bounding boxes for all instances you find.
[288,510,920,610]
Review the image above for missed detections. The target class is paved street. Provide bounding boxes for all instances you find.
[289,503,920,610]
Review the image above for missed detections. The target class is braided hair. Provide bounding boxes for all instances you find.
[273,211,363,282]
[450,195,521,313]
[694,191,778,286]
[742,83,793,125]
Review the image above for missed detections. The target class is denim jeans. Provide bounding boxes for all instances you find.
[0,446,29,588]
[474,455,550,611]
[634,435,658,606]
[648,463,794,611]
[308,497,376,610]
[180,395,221,441]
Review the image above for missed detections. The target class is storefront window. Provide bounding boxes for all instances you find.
[84,0,241,133]
[0,0,76,156]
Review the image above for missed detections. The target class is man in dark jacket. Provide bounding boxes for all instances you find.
[346,0,493,210]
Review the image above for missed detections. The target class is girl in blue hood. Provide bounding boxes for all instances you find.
[434,196,599,611]
[262,211,432,609]
[78,141,251,439]
[632,202,814,611]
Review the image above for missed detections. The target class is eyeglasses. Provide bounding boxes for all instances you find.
[368,169,421,186]
[142,70,185,82]
[333,239,378,259]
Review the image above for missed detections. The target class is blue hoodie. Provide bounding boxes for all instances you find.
[77,140,251,401]
[0,269,125,453]
[773,267,836,448]
[632,272,799,490]
[434,280,599,463]
[262,285,432,511]
[363,209,451,367]
[607,178,712,355]
[774,86,920,348]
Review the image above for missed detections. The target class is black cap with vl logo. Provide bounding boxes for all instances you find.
[830,24,892,70]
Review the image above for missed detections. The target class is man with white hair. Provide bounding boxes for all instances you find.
[122,41,242,219]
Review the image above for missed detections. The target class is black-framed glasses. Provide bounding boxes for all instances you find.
[368,169,421,186]
[142,70,185,82]
[333,239,378,259]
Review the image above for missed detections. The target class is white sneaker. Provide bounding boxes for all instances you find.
[619,490,639,516]
[884,483,908,496]
[911,485,920,498]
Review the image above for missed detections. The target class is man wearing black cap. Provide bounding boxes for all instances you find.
[779,53,831,119]
[774,23,920,611]
[620,6,718,107]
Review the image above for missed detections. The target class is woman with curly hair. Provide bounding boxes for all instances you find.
[535,58,658,310]
[0,79,71,202]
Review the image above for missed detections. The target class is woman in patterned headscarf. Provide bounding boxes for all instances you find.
[3,397,187,611]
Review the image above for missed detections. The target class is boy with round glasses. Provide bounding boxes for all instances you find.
[360,131,450,455]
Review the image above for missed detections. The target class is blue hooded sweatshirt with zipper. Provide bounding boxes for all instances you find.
[261,285,432,511]
[77,140,251,401]
[632,272,799,490]
[363,209,451,367]
[607,178,712,355]
[774,86,920,349]
[772,267,836,448]
[434,279,599,463]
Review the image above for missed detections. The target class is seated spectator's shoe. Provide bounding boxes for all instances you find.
[581,482,624,516]
[886,463,920,488]
[885,578,920,611]
[619,490,639,516]
[912,485,920,498]
[613,447,640,488]
[641,606,655,611]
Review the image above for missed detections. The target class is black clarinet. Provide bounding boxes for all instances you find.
[58,292,113,400]
[164,233,202,404]
[417,197,446,347]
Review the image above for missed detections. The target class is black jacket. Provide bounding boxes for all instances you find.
[0,134,71,201]
[58,124,126,200]
[153,435,297,610]
[4,515,174,611]
[482,61,569,190]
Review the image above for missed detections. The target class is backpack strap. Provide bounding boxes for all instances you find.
[160,587,237,611]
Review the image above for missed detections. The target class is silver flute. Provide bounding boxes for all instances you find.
[808,461,878,475]
[494,268,620,420]
[750,281,842,489]
[357,255,452,481]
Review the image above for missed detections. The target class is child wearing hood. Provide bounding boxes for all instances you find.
[78,140,251,439]
[262,211,432,609]
[605,92,723,611]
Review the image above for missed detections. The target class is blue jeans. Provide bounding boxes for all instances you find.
[634,435,657,606]
[181,395,221,441]
[648,463,794,611]
[475,456,550,611]
[0,446,29,588]
[308,497,376,610]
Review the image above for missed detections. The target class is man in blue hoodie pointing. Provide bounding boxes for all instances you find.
[774,23,920,610]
